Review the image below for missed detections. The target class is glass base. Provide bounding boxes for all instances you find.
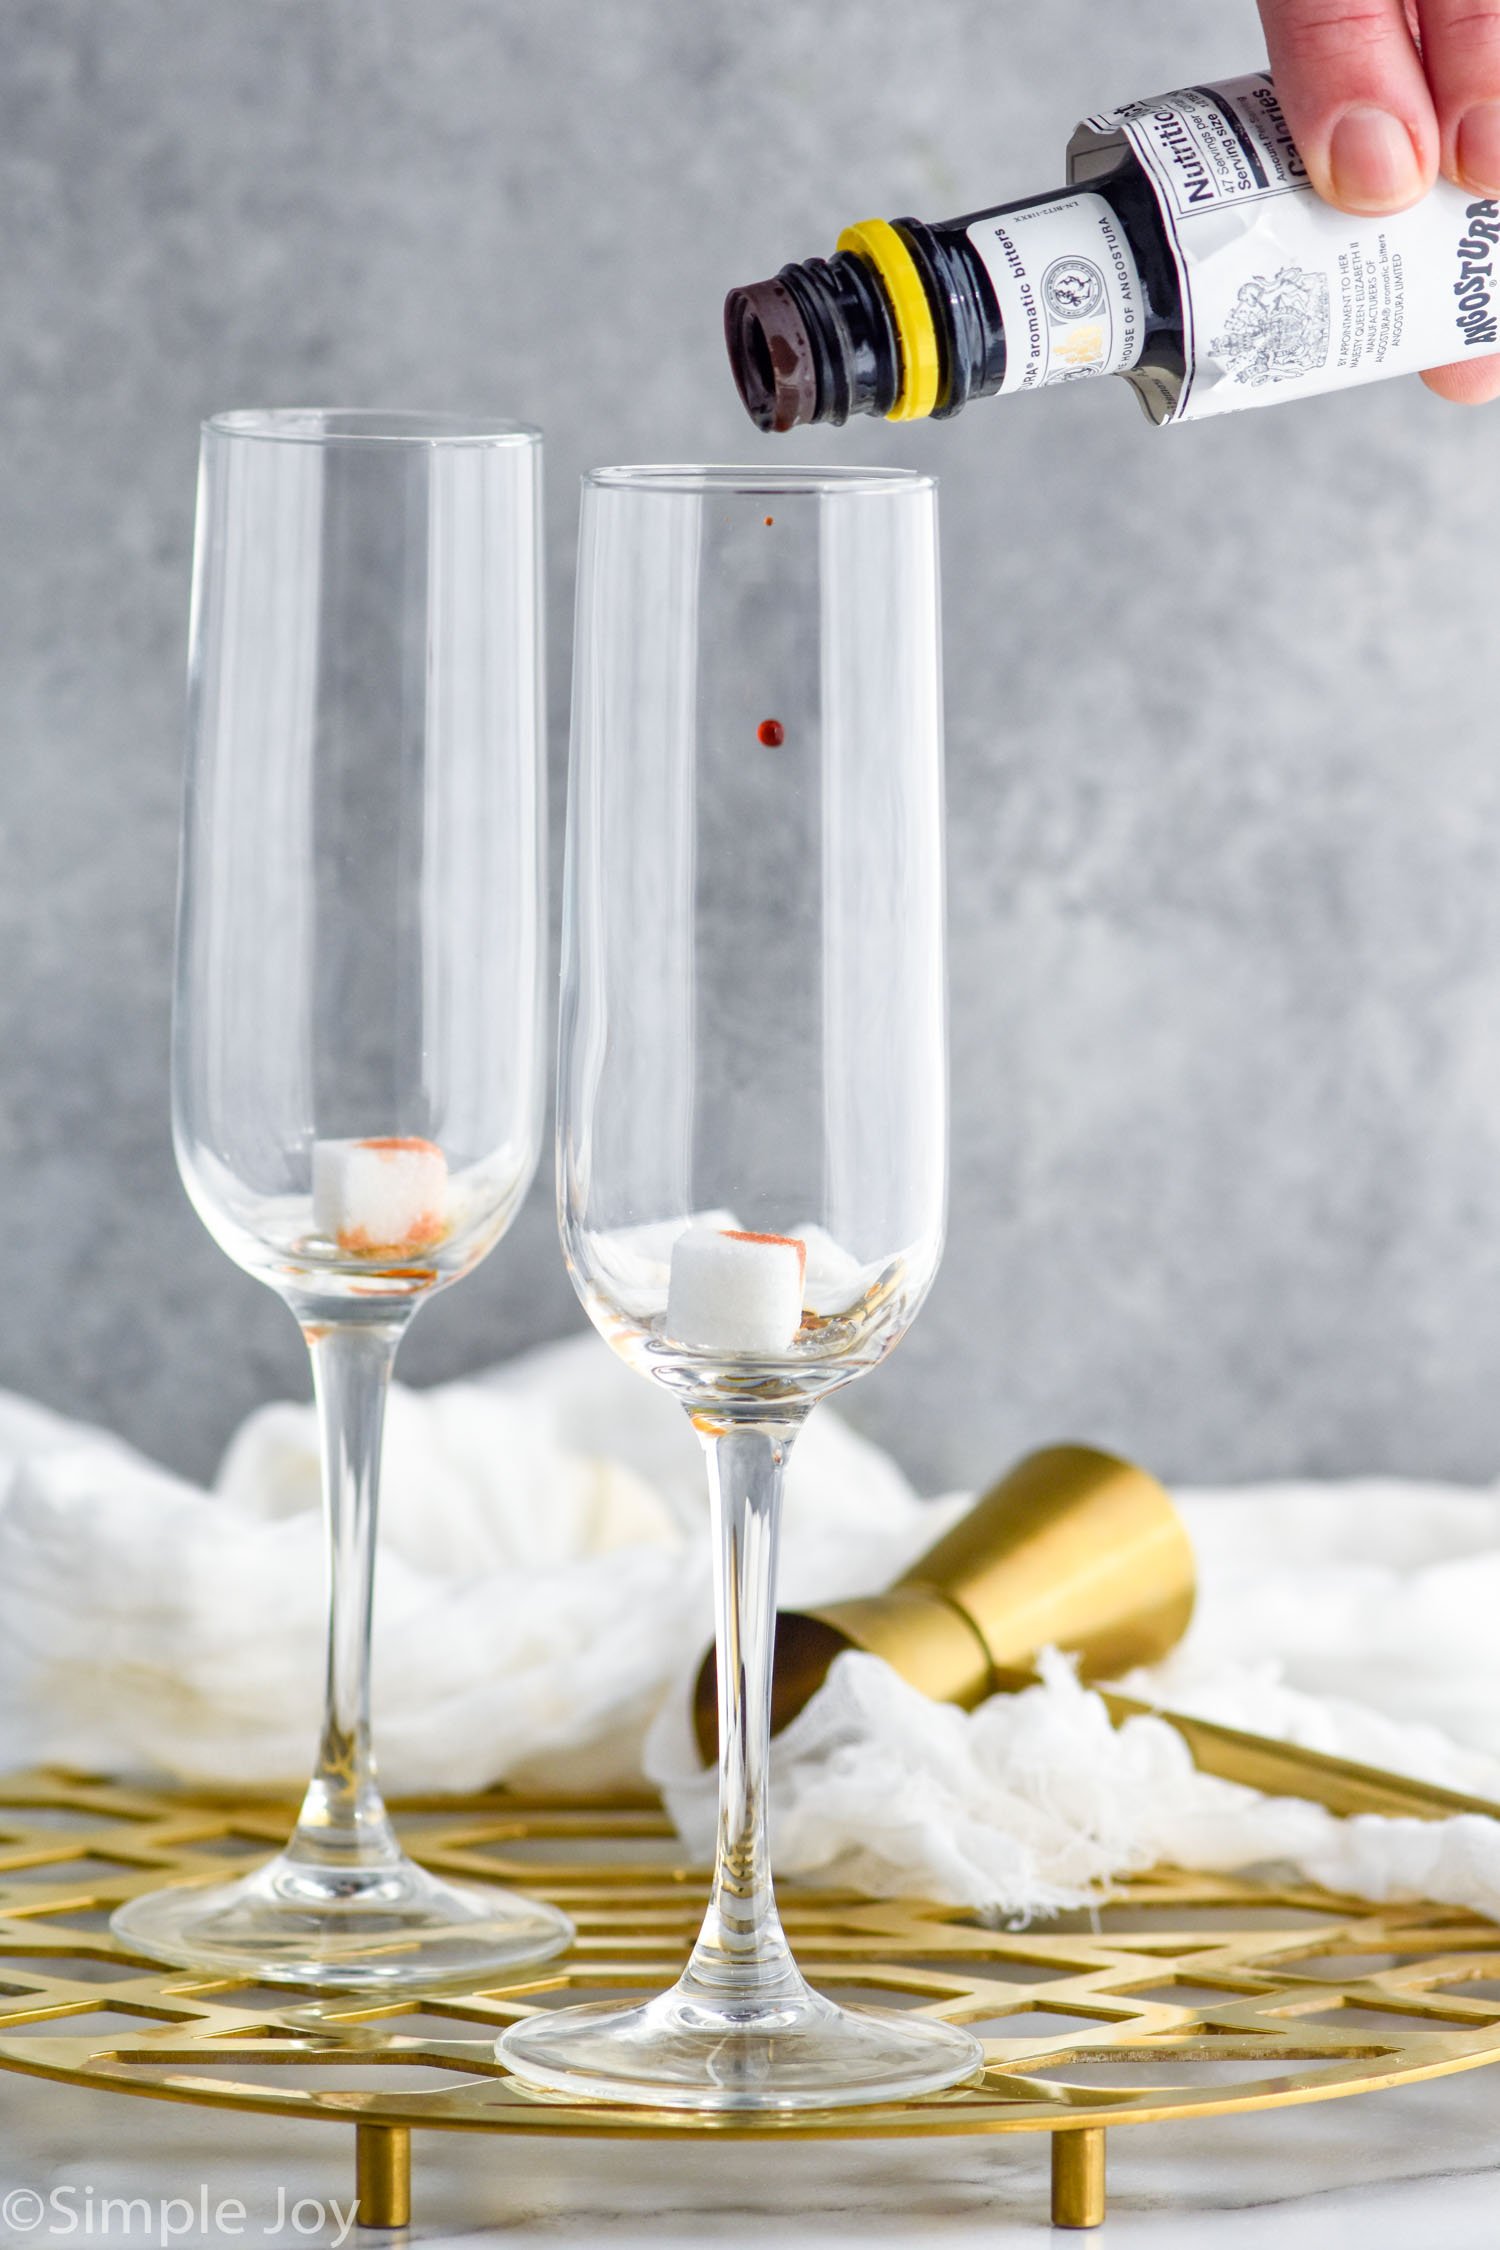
[111,1850,574,1992]
[496,1981,985,2111]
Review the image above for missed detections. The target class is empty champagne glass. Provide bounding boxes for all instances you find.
[497,464,983,2107]
[112,409,573,1989]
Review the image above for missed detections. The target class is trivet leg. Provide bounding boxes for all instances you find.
[356,2123,411,2229]
[1051,2128,1106,2228]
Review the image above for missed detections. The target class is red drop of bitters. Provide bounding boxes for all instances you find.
[757,718,785,748]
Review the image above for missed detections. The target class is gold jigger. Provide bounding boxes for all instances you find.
[694,1444,1194,1755]
[693,1443,1500,1830]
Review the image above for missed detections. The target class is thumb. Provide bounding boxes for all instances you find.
[1257,0,1439,210]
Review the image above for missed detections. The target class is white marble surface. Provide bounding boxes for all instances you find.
[3,2062,1500,2248]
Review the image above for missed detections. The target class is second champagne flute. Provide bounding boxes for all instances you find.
[499,464,984,2107]
[112,410,573,1990]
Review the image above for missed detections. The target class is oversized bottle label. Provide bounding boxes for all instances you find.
[966,192,1147,394]
[1069,72,1500,423]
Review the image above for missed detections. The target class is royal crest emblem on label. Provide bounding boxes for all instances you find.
[1211,265,1331,386]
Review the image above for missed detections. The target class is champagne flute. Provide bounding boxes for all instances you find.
[498,465,983,2107]
[112,410,573,1990]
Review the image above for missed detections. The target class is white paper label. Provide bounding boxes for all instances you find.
[967,192,1146,393]
[1078,73,1500,422]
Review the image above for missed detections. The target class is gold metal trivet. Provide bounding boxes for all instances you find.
[1,1773,1499,2231]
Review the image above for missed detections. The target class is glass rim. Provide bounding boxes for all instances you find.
[583,462,936,497]
[203,408,543,449]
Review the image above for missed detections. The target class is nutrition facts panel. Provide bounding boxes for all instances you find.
[1104,76,1307,215]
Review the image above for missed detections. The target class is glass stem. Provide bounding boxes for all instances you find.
[678,1417,810,2014]
[287,1319,408,1870]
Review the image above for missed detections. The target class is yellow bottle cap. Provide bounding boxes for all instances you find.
[836,217,942,422]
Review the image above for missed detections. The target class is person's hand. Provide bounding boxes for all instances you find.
[1258,0,1500,399]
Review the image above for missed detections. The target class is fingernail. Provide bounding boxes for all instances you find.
[1329,105,1423,209]
[1457,102,1500,194]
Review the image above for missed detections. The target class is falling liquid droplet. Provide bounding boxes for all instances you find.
[757,719,785,748]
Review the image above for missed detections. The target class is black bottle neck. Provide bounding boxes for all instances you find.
[726,254,902,430]
[725,154,1185,432]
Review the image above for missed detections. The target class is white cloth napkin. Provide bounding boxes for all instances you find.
[0,1340,943,1797]
[2,1334,1500,1922]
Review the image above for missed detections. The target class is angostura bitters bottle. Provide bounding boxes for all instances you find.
[725,72,1500,431]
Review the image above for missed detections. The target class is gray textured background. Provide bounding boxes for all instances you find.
[3,0,1498,1495]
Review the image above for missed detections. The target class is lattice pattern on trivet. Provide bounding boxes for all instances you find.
[0,1770,1498,2230]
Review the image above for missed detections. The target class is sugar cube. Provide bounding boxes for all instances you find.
[666,1226,807,1354]
[313,1137,449,1257]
